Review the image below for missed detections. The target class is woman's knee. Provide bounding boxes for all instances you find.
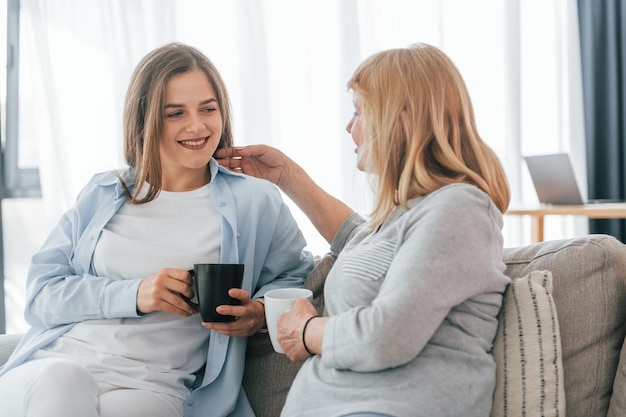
[0,358,99,417]
[31,358,96,391]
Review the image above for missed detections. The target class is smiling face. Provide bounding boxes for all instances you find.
[160,68,223,191]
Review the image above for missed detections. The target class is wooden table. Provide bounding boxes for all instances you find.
[506,203,626,243]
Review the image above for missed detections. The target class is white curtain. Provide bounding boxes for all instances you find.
[20,0,176,225]
[5,0,176,333]
[5,0,584,333]
[517,0,587,241]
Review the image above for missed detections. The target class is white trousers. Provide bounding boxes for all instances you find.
[0,358,184,417]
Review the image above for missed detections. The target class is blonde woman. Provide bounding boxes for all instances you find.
[0,43,314,417]
[217,43,511,417]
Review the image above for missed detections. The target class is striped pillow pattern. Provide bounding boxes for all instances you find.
[491,270,566,417]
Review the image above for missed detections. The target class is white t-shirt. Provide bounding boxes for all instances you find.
[33,181,221,399]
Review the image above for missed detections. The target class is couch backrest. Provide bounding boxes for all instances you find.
[502,234,626,417]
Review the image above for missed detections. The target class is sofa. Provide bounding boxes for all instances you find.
[1,234,626,417]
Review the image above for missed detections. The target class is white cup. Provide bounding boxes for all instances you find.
[264,287,313,353]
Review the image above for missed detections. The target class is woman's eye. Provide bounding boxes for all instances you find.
[202,107,217,113]
[166,111,183,118]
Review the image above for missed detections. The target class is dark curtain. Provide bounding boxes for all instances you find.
[578,0,626,242]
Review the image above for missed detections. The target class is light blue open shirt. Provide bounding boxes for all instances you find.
[0,160,315,417]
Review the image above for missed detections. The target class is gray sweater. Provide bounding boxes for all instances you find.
[281,183,510,417]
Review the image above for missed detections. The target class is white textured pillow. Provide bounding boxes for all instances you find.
[491,270,566,417]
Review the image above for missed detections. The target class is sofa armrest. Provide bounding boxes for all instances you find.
[0,333,23,367]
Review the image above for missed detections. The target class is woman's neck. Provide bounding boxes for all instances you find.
[161,166,211,192]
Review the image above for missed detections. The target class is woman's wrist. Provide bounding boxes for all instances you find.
[302,315,320,356]
[253,298,268,333]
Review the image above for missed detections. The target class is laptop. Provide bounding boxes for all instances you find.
[524,153,622,205]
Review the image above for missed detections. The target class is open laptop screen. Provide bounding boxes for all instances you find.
[524,153,584,205]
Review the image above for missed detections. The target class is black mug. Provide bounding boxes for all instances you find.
[188,263,245,322]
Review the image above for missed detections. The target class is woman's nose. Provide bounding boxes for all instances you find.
[346,118,354,133]
[185,114,206,133]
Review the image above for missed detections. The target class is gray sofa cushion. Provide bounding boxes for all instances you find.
[503,234,626,417]
[0,333,22,366]
[609,338,626,416]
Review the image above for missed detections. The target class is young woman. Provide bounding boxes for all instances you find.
[0,43,314,417]
[217,43,511,417]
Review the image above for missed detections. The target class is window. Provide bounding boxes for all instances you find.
[3,0,41,198]
[1,0,45,334]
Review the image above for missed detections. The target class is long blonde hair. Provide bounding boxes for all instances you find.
[121,42,234,203]
[347,43,510,228]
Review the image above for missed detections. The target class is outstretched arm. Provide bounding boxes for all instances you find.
[216,145,354,244]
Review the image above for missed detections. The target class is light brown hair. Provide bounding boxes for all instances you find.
[347,43,510,228]
[121,42,234,203]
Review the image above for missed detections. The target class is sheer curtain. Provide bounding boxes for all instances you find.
[5,0,584,333]
[175,0,518,251]
[20,0,176,224]
[5,0,175,333]
[517,0,588,241]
